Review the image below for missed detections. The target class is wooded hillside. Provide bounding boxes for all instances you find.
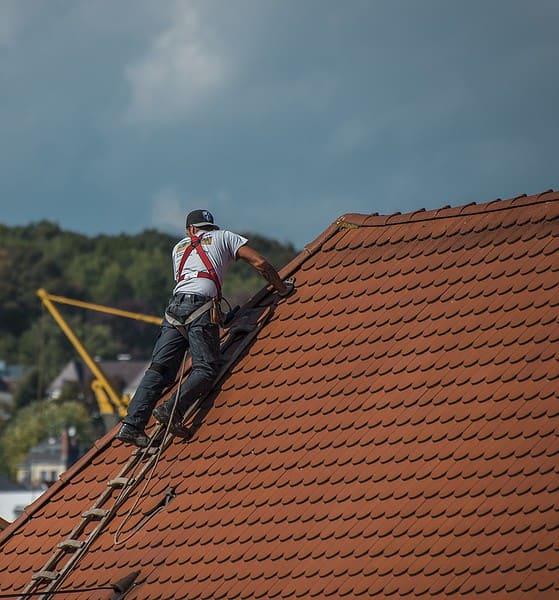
[0,221,297,398]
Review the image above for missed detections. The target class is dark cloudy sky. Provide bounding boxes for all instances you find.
[1,0,557,248]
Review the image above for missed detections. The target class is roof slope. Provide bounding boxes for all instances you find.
[1,190,558,598]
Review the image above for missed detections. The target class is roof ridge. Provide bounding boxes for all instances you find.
[276,219,342,282]
[272,187,559,296]
[338,188,559,229]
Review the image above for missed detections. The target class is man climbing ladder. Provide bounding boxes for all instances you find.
[116,209,294,448]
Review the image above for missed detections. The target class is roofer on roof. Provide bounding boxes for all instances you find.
[116,209,294,448]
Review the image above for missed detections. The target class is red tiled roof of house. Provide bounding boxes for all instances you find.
[1,190,558,598]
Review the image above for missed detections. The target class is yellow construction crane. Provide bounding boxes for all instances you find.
[37,288,161,429]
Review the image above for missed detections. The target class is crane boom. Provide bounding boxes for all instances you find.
[38,290,162,325]
[37,288,161,429]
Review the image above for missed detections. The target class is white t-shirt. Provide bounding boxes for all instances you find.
[171,229,248,297]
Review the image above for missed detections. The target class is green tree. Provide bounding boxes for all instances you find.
[12,367,42,411]
[18,315,73,375]
[0,220,298,405]
[93,262,133,307]
[127,249,172,311]
[80,323,121,360]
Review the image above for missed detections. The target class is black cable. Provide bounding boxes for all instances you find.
[5,570,140,599]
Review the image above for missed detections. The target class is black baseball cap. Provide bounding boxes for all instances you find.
[185,209,219,230]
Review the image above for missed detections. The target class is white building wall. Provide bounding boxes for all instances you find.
[0,489,45,522]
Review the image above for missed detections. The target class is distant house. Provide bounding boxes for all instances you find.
[0,360,23,389]
[96,358,150,400]
[0,475,43,524]
[1,190,558,598]
[16,430,80,489]
[46,357,148,433]
[47,357,148,405]
[46,360,85,400]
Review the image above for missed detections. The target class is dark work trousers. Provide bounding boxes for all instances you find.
[123,293,220,431]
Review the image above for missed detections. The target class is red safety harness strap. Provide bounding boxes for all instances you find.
[176,233,222,299]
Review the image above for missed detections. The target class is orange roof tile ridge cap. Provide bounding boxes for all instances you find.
[277,219,343,278]
[240,220,343,309]
[336,213,377,227]
[334,189,559,229]
[306,218,346,254]
[428,189,559,222]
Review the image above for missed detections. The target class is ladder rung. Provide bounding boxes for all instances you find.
[82,508,108,519]
[57,539,84,551]
[108,477,132,488]
[134,446,158,456]
[21,418,174,596]
[32,570,59,581]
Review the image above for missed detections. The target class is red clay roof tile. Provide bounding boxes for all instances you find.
[2,190,559,598]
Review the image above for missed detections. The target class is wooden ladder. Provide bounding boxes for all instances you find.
[19,305,272,599]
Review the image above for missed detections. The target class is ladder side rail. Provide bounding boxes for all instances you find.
[22,306,273,599]
[18,444,151,598]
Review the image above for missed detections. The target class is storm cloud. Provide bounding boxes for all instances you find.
[1,0,557,247]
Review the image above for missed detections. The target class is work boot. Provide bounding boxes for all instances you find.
[153,404,192,440]
[115,423,149,448]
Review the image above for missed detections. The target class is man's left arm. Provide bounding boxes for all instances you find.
[236,244,293,297]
